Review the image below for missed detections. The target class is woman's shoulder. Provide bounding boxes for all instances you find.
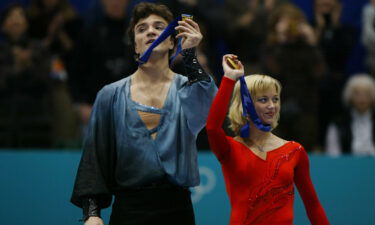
[232,136,242,143]
[228,136,246,147]
[272,135,305,150]
[285,141,306,153]
[272,134,288,144]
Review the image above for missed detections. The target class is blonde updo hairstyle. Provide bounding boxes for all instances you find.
[228,74,282,135]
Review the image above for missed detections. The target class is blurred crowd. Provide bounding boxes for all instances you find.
[0,0,374,156]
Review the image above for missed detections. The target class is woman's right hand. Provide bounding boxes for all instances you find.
[84,216,103,225]
[222,54,244,81]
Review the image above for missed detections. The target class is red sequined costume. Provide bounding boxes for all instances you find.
[206,77,330,225]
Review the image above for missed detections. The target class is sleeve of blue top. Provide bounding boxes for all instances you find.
[71,85,117,209]
[178,53,218,135]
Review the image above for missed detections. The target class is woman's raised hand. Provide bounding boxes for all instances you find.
[222,54,244,80]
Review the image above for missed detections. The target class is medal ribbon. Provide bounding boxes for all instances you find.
[239,76,271,137]
[138,16,185,65]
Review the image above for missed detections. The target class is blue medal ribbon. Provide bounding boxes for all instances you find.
[138,16,185,65]
[169,37,183,63]
[239,76,271,138]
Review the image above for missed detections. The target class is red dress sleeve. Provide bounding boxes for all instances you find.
[294,148,330,225]
[206,76,236,163]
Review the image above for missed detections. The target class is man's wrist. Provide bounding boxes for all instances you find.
[82,197,101,222]
[181,48,197,59]
[181,48,210,84]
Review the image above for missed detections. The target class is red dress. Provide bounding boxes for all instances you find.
[206,77,330,225]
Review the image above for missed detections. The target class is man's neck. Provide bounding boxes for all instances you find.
[134,53,173,84]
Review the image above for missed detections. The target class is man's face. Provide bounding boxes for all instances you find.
[133,14,174,56]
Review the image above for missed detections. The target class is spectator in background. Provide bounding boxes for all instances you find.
[69,0,136,132]
[27,0,82,63]
[312,0,357,149]
[0,3,77,148]
[325,74,375,156]
[224,0,288,73]
[362,0,375,75]
[261,3,326,151]
[27,0,82,147]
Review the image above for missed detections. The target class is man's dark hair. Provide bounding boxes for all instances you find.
[126,2,176,59]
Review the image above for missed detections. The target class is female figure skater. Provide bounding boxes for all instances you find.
[206,54,329,225]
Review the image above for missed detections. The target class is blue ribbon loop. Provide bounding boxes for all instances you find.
[138,16,184,66]
[239,76,271,137]
[169,37,183,63]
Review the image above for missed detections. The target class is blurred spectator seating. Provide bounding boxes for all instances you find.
[0,3,79,148]
[261,2,326,151]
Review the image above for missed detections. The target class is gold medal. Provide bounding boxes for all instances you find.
[226,57,240,69]
[181,14,193,21]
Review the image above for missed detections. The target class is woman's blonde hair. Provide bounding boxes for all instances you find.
[228,74,282,135]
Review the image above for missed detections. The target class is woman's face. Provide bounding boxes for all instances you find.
[133,14,174,56]
[351,86,374,113]
[2,7,28,39]
[253,87,280,125]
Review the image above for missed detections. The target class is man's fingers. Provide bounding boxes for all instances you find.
[183,19,200,32]
[175,25,196,34]
[177,20,200,33]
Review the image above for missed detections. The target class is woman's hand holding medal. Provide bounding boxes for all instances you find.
[223,54,244,81]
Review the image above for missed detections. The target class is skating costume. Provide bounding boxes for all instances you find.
[206,77,329,225]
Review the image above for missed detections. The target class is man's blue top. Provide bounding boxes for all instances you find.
[71,73,217,207]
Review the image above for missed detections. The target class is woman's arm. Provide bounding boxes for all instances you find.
[206,76,235,162]
[294,147,330,225]
[206,55,244,163]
